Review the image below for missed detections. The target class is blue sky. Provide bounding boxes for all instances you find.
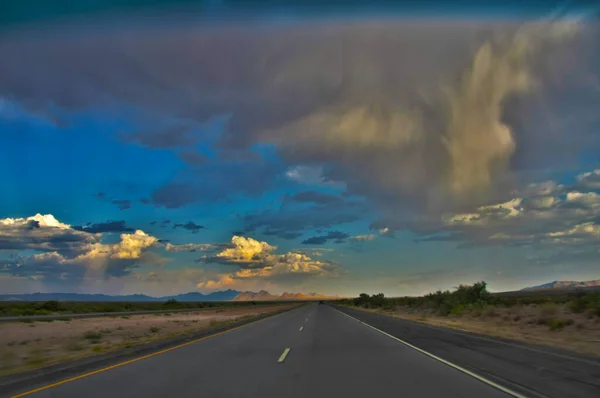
[1,1,599,296]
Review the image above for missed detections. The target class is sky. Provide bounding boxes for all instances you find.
[1,1,599,297]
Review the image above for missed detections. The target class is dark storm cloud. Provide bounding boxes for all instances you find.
[245,197,368,240]
[178,150,208,165]
[173,221,205,233]
[73,220,135,234]
[301,230,349,245]
[0,15,598,220]
[289,190,343,205]
[122,126,197,149]
[151,157,285,208]
[111,199,132,210]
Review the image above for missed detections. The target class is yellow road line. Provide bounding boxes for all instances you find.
[11,311,289,398]
[333,308,529,398]
[277,348,291,363]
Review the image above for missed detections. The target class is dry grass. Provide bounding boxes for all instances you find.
[360,303,600,357]
[0,304,293,376]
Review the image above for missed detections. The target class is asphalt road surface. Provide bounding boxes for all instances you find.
[5,304,598,398]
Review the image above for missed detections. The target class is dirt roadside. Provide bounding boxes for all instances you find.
[0,304,295,376]
[347,303,600,357]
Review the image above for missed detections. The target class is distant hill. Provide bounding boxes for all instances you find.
[0,289,336,302]
[522,280,600,291]
[0,290,240,302]
[232,290,339,301]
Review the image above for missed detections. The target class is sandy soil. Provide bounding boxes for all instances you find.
[362,304,600,357]
[0,305,293,376]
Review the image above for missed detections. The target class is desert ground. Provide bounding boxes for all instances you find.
[0,304,294,376]
[364,303,600,357]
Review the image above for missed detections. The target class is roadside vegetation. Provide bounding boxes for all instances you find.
[342,281,600,321]
[340,282,600,349]
[0,299,278,317]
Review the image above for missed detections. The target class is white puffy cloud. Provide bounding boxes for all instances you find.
[430,170,600,258]
[198,235,341,290]
[0,213,96,253]
[164,243,223,252]
[577,169,600,189]
[443,198,524,226]
[214,236,277,265]
[350,234,377,242]
[565,191,600,207]
[1,214,160,284]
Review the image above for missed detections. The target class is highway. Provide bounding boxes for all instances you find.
[4,304,599,398]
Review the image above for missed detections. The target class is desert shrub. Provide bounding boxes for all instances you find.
[540,303,558,316]
[67,343,84,351]
[149,327,161,333]
[41,300,63,312]
[548,318,566,331]
[83,332,102,342]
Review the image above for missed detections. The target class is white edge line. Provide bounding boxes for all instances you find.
[299,326,304,331]
[333,308,529,398]
[277,348,291,363]
[336,305,600,367]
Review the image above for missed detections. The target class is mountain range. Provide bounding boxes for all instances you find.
[232,290,339,301]
[522,280,600,291]
[0,290,338,302]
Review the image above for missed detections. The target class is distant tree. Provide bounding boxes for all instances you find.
[164,299,179,306]
[42,300,62,312]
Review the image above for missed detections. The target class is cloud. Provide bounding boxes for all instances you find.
[1,17,595,218]
[350,234,377,242]
[577,169,600,190]
[73,220,135,234]
[111,199,132,210]
[164,242,225,253]
[122,126,196,149]
[150,154,284,208]
[408,169,600,264]
[211,235,277,266]
[198,235,340,289]
[178,150,208,166]
[92,192,133,210]
[245,195,368,239]
[301,231,349,245]
[284,165,345,188]
[289,190,343,205]
[0,213,95,254]
[173,221,205,233]
[1,213,160,285]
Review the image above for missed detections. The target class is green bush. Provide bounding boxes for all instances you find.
[548,318,566,331]
[83,332,102,342]
[450,304,465,316]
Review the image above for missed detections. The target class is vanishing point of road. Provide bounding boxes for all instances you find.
[4,303,600,398]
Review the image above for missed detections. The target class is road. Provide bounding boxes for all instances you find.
[335,305,600,398]
[4,304,598,398]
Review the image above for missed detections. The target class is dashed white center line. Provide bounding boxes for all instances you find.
[277,348,291,363]
[305,318,308,322]
[299,326,304,332]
